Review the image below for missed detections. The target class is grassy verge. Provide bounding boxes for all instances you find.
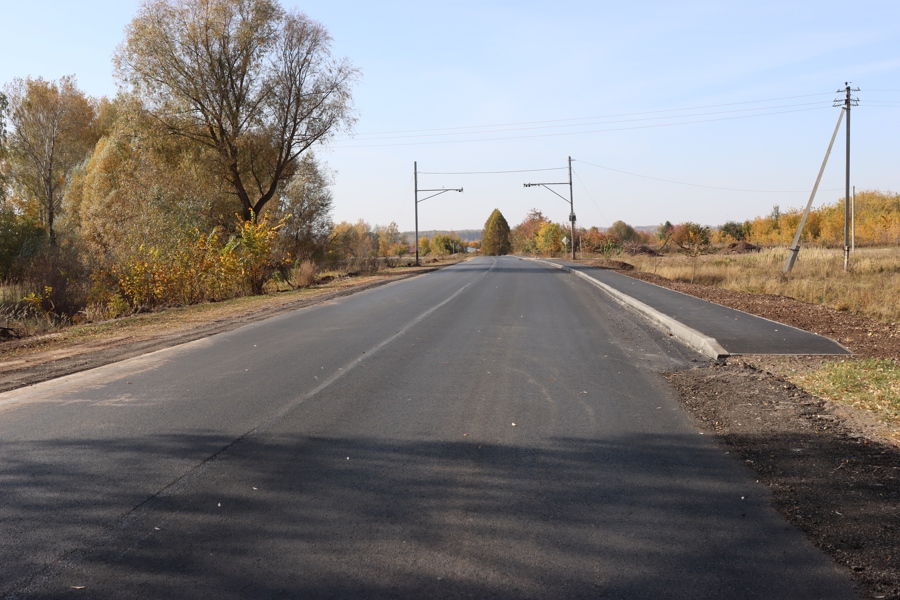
[792,358,900,427]
[0,256,468,361]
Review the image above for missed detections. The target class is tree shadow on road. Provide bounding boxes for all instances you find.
[1,430,856,599]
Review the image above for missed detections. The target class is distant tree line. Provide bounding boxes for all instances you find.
[722,192,900,247]
[495,189,899,262]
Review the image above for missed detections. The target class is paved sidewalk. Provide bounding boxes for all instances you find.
[549,261,850,358]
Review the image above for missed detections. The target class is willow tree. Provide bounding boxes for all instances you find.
[115,0,358,222]
[270,152,334,261]
[481,208,511,255]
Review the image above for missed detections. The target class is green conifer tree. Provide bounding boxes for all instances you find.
[481,209,511,255]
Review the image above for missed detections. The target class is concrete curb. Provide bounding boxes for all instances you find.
[530,258,729,361]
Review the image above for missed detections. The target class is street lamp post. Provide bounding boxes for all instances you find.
[414,161,463,266]
[524,156,576,260]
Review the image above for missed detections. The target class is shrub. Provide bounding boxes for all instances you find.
[107,214,285,311]
[292,259,318,288]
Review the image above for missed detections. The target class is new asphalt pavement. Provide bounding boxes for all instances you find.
[0,256,856,598]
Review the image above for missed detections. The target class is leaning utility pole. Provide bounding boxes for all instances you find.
[414,161,463,266]
[524,156,577,260]
[782,109,844,274]
[838,83,859,271]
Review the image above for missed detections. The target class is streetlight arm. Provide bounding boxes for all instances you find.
[523,183,570,204]
[417,188,463,203]
[524,155,577,260]
[414,160,463,267]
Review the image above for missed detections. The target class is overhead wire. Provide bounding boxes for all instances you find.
[572,169,608,225]
[344,101,832,142]
[336,106,831,148]
[574,159,842,193]
[418,167,566,175]
[338,90,867,202]
[347,92,835,137]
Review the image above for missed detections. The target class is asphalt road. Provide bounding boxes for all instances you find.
[0,256,856,598]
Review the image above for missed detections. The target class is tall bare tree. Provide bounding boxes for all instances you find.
[115,0,358,222]
[4,76,96,243]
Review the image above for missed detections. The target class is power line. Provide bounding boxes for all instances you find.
[572,169,609,225]
[335,106,830,148]
[347,92,835,137]
[418,167,566,175]
[345,101,831,143]
[574,159,842,194]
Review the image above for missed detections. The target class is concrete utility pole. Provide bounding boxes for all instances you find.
[838,83,859,271]
[414,161,463,266]
[783,109,844,274]
[524,156,577,260]
[568,156,576,261]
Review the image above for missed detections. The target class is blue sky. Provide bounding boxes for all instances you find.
[2,1,899,232]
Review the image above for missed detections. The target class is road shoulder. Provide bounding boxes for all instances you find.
[0,268,439,393]
[669,360,899,600]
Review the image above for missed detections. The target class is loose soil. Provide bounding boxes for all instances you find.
[2,256,898,597]
[718,241,762,254]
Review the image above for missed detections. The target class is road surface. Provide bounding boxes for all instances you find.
[0,256,855,598]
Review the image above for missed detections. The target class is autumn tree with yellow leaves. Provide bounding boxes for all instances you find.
[3,76,97,243]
